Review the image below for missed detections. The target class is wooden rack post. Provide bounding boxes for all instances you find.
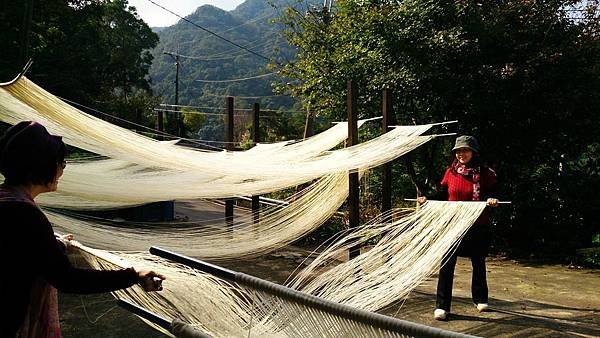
[225,97,235,229]
[251,102,260,225]
[347,81,360,259]
[382,89,394,215]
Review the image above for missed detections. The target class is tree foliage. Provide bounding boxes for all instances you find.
[0,0,159,130]
[276,0,600,255]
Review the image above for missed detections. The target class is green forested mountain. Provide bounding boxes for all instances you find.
[149,0,314,141]
[149,0,299,109]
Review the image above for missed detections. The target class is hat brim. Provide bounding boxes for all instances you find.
[452,145,477,152]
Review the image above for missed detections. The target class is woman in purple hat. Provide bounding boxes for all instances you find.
[418,135,499,320]
[0,121,165,337]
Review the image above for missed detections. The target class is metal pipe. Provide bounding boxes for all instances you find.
[149,246,478,338]
[0,59,33,87]
[117,299,213,338]
[116,298,171,332]
[149,246,236,281]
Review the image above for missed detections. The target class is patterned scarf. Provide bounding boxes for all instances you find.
[453,162,481,201]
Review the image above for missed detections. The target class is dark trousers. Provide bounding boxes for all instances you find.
[436,254,488,312]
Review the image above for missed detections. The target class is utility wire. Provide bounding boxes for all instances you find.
[168,0,294,59]
[156,108,278,119]
[195,72,275,83]
[175,35,282,60]
[203,93,287,99]
[59,96,174,138]
[159,103,309,114]
[168,36,279,61]
[220,11,277,34]
[144,0,273,62]
[171,31,281,60]
[57,96,228,150]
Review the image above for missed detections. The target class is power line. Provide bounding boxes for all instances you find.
[155,108,278,119]
[165,0,294,59]
[59,96,174,138]
[144,0,273,62]
[56,96,229,150]
[58,97,264,149]
[159,103,309,115]
[203,93,288,99]
[188,34,283,60]
[202,37,270,57]
[195,72,276,83]
[167,36,279,61]
[171,52,244,61]
[157,52,278,83]
[220,11,277,34]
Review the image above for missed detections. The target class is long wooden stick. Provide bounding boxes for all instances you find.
[404,198,512,204]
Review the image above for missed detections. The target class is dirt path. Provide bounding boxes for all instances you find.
[59,246,599,337]
[386,257,600,337]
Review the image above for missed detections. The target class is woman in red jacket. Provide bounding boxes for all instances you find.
[0,121,166,337]
[418,135,498,320]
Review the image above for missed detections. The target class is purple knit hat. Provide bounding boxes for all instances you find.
[2,121,62,150]
[0,121,65,185]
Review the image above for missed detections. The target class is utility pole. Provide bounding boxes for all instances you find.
[163,51,182,136]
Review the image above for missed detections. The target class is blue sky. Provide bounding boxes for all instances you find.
[128,0,245,27]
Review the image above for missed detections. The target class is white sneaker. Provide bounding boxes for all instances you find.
[476,303,489,312]
[433,308,448,320]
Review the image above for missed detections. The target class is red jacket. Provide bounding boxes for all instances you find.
[439,165,497,256]
[441,167,497,201]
